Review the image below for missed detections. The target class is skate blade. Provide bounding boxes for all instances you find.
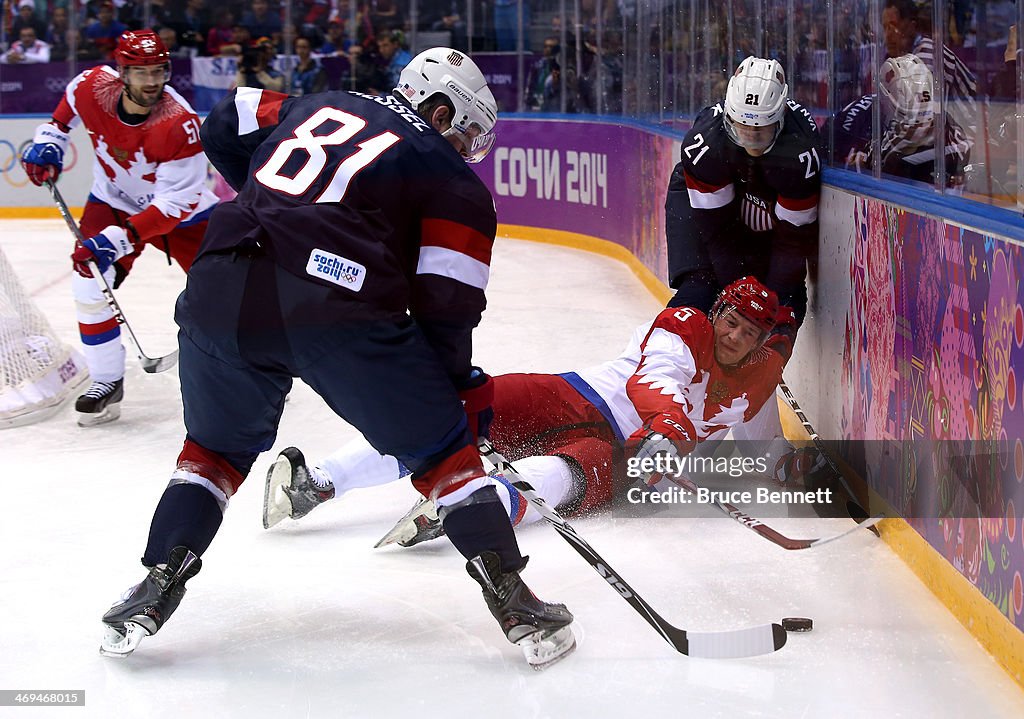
[262,456,295,529]
[76,403,121,427]
[373,497,434,548]
[518,625,577,671]
[99,622,148,658]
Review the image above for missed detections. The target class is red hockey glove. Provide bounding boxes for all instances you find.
[764,305,797,363]
[71,226,134,278]
[21,122,70,187]
[628,412,697,486]
[457,367,494,440]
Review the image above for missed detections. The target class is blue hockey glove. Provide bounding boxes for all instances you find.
[71,226,135,278]
[21,123,70,187]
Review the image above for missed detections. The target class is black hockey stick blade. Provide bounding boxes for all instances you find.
[479,440,787,659]
[46,180,178,374]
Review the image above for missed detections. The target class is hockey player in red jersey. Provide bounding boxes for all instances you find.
[665,57,822,327]
[21,29,218,426]
[264,277,814,544]
[97,47,575,670]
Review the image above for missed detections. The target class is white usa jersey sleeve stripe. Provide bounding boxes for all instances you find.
[775,202,817,226]
[416,246,490,290]
[687,182,735,209]
[234,87,265,135]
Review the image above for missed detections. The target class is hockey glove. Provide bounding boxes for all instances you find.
[457,367,494,440]
[764,305,797,363]
[21,122,70,187]
[628,413,697,486]
[71,226,135,278]
[773,447,829,485]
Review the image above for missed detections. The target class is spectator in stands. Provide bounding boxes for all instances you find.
[159,25,193,58]
[45,6,74,62]
[241,0,283,46]
[235,36,285,92]
[541,60,568,112]
[84,2,128,60]
[369,0,405,33]
[319,18,353,56]
[376,28,411,92]
[128,0,174,30]
[2,26,51,63]
[169,0,208,56]
[291,36,327,95]
[217,23,252,57]
[77,0,107,26]
[206,9,236,56]
[494,0,529,51]
[11,0,47,41]
[420,0,468,51]
[277,22,301,54]
[525,36,559,109]
[297,0,333,33]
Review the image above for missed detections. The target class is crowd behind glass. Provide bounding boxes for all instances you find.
[2,0,1022,209]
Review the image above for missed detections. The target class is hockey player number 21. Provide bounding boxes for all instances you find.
[255,107,401,203]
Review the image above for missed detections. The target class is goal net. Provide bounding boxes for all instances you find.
[0,244,87,428]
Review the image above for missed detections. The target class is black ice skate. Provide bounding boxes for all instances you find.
[99,546,202,658]
[262,447,336,529]
[467,551,576,670]
[75,378,123,426]
[373,496,447,548]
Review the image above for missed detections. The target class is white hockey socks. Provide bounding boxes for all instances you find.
[491,455,574,527]
[318,436,403,495]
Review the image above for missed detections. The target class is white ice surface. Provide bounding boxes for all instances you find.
[2,221,1023,719]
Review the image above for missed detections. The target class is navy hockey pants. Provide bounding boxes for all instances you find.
[175,251,471,482]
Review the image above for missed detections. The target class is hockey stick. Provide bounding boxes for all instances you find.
[778,379,879,534]
[46,180,178,373]
[661,471,883,550]
[478,438,788,659]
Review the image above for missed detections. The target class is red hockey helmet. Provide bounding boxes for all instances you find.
[710,276,780,335]
[115,30,170,67]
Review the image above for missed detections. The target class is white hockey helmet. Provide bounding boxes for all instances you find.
[396,47,498,163]
[724,57,789,154]
[879,54,935,128]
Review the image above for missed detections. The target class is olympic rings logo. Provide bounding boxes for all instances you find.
[0,138,79,188]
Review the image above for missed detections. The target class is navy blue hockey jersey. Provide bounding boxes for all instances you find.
[665,99,823,286]
[199,88,497,381]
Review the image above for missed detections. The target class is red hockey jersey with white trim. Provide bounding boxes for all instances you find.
[574,307,784,442]
[53,66,218,239]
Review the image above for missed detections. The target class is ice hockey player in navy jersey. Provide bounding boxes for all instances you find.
[98,47,576,670]
[665,57,822,326]
[829,53,970,189]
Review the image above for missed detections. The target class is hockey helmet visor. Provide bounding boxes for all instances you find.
[442,122,496,164]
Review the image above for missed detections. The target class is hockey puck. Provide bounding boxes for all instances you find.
[781,617,813,632]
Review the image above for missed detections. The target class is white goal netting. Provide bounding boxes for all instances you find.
[0,244,88,428]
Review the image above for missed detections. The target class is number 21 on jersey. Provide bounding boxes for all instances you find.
[255,107,401,203]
